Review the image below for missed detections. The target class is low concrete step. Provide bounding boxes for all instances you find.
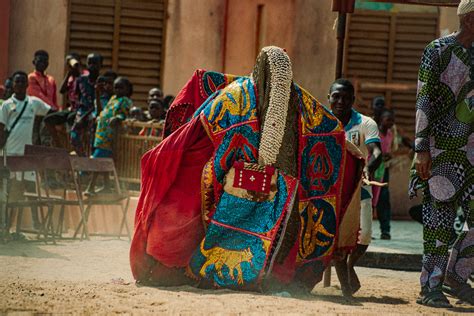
[359,251,422,271]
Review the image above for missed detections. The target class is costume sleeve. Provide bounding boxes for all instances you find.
[364,117,380,145]
[414,42,439,152]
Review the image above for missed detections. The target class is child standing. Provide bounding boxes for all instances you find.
[138,99,166,137]
[71,53,102,156]
[27,50,57,146]
[86,77,133,194]
[372,109,395,240]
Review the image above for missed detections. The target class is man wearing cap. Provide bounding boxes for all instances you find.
[412,0,474,308]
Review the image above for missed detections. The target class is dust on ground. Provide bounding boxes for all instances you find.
[0,238,472,315]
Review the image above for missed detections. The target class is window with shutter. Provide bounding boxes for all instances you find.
[67,0,166,107]
[344,10,439,137]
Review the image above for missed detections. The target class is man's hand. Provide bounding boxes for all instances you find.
[414,151,432,180]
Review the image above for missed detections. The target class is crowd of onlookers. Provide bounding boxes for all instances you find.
[0,49,174,196]
[0,49,174,152]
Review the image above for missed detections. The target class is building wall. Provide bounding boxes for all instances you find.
[8,0,68,104]
[439,7,459,36]
[0,0,11,84]
[292,0,338,102]
[161,0,225,95]
[223,0,296,77]
[161,0,337,103]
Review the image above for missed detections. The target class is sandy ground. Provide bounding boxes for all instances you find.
[0,238,472,315]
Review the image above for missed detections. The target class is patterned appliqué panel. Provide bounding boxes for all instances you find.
[212,124,260,189]
[299,133,345,198]
[212,173,290,235]
[189,224,270,288]
[201,77,258,135]
[188,173,298,289]
[294,84,342,135]
[297,197,337,262]
[201,71,238,98]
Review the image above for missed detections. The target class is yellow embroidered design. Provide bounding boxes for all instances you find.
[298,86,341,134]
[206,80,256,133]
[199,241,254,285]
[299,201,335,259]
[201,159,215,225]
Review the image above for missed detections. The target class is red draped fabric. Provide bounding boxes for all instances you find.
[130,117,214,281]
[162,69,210,138]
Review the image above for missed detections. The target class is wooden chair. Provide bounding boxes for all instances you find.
[4,155,58,242]
[69,157,131,240]
[24,145,86,239]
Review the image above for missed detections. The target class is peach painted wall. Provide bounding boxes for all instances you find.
[223,0,296,77]
[439,7,459,36]
[8,0,68,105]
[0,0,10,83]
[162,0,338,103]
[162,0,225,95]
[292,0,338,102]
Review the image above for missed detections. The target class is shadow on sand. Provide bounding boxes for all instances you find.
[138,282,410,307]
[307,293,408,306]
[0,239,69,260]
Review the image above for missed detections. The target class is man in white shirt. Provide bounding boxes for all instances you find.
[328,78,382,297]
[0,71,52,155]
[0,71,52,229]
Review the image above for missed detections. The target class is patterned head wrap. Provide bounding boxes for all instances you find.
[458,0,474,15]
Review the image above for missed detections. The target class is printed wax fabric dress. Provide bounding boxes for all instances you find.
[130,47,364,291]
[411,34,474,291]
[413,34,473,206]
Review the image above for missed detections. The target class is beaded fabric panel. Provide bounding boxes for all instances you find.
[252,46,293,166]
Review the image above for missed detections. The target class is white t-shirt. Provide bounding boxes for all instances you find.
[0,95,51,155]
[344,109,380,201]
[344,109,380,161]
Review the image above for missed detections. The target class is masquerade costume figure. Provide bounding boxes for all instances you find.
[130,47,364,291]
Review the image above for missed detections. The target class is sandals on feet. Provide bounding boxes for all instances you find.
[417,288,453,308]
[443,284,474,306]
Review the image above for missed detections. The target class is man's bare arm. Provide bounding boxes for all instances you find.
[366,142,382,177]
